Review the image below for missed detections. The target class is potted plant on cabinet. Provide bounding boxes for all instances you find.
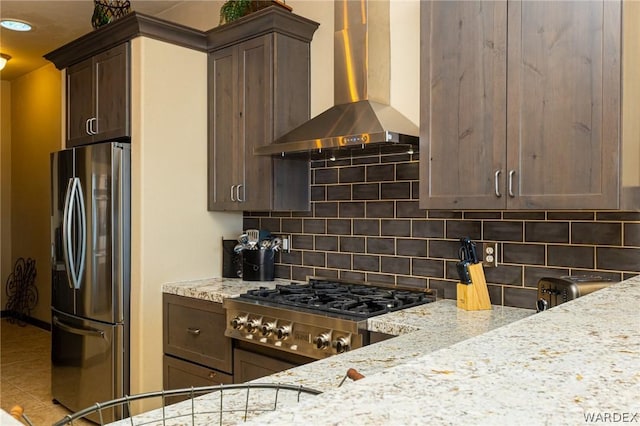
[219,0,292,25]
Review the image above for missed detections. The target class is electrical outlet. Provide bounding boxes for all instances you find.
[280,234,291,253]
[482,242,498,268]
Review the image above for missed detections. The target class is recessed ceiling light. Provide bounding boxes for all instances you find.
[1,19,33,32]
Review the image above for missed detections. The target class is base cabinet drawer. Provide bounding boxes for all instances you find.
[163,294,232,373]
[163,355,233,404]
[233,348,298,384]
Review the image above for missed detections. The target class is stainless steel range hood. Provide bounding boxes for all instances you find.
[255,0,418,157]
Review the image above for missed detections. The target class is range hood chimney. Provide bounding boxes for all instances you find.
[255,0,418,157]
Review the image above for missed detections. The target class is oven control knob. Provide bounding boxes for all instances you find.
[314,332,331,350]
[246,318,262,333]
[276,324,291,340]
[261,321,276,337]
[333,336,351,354]
[231,315,248,330]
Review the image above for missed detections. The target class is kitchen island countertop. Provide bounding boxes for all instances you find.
[248,274,640,425]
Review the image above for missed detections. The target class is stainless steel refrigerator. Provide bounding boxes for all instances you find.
[50,142,130,423]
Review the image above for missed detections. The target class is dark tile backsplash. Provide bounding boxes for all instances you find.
[244,154,640,310]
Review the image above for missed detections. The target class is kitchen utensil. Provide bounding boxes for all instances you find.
[246,229,259,241]
[456,237,476,283]
[246,229,259,249]
[456,261,472,284]
[237,233,249,245]
[271,237,282,252]
[259,239,272,250]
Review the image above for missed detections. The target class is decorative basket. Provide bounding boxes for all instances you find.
[92,0,131,29]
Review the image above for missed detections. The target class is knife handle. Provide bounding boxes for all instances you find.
[468,241,478,264]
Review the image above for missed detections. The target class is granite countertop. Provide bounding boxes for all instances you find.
[115,277,528,425]
[133,275,639,425]
[162,277,291,303]
[246,275,640,425]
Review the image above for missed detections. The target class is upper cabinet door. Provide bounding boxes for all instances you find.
[419,1,508,210]
[66,43,130,148]
[238,35,274,211]
[420,0,622,210]
[209,45,241,210]
[506,1,621,209]
[67,58,95,147]
[95,43,130,143]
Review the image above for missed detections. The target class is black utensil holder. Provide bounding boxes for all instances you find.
[242,250,275,281]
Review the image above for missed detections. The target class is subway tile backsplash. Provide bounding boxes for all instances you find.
[244,153,640,310]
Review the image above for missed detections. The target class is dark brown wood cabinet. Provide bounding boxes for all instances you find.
[233,348,298,384]
[163,355,232,403]
[419,1,621,210]
[207,8,318,211]
[66,43,130,147]
[163,294,233,390]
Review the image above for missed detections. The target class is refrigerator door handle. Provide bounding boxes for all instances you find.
[53,315,106,339]
[75,178,87,291]
[63,177,87,290]
[62,178,75,290]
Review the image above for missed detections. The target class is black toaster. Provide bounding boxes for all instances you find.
[536,275,615,312]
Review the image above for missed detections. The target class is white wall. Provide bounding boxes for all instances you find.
[288,0,335,116]
[6,65,61,322]
[129,37,241,403]
[390,0,420,124]
[0,81,11,296]
[158,0,337,118]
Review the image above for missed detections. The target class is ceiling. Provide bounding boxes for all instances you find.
[0,1,192,81]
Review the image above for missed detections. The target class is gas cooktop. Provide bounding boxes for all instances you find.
[224,278,436,360]
[239,278,435,319]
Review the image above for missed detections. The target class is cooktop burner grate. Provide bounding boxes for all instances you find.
[238,278,435,319]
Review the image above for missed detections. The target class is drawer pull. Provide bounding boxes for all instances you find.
[186,328,201,336]
[208,371,217,379]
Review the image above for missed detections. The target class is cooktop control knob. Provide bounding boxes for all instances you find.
[245,318,262,333]
[230,314,248,330]
[333,336,351,354]
[261,321,276,337]
[276,324,291,340]
[314,332,331,350]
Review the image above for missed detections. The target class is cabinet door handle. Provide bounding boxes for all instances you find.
[236,184,244,203]
[494,170,502,198]
[86,117,97,135]
[230,185,236,202]
[508,170,516,197]
[186,327,201,336]
[208,371,217,379]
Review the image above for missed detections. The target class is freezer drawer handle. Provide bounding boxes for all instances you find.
[186,327,201,336]
[53,316,105,339]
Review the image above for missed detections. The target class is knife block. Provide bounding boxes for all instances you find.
[457,263,492,311]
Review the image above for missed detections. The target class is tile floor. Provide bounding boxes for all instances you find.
[0,318,81,425]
